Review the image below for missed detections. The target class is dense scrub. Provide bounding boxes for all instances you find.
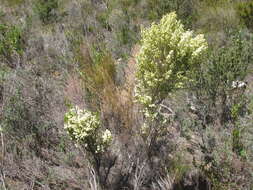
[0,0,253,189]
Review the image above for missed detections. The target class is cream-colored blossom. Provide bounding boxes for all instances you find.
[136,12,207,123]
[102,129,112,144]
[136,12,207,94]
[64,106,112,154]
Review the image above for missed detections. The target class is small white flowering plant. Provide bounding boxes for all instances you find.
[64,106,112,154]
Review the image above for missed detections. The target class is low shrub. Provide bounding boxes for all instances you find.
[144,0,181,20]
[64,106,112,154]
[1,70,57,154]
[64,106,115,187]
[35,0,59,24]
[194,30,252,125]
[236,1,253,29]
[0,23,23,62]
[192,30,253,189]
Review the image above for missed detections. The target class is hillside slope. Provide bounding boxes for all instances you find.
[0,0,252,189]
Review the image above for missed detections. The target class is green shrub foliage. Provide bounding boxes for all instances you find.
[236,1,253,29]
[1,83,55,148]
[35,0,59,24]
[0,24,22,61]
[195,31,252,124]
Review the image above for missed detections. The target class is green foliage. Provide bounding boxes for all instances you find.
[0,10,4,18]
[116,26,134,45]
[64,106,112,154]
[193,30,253,189]
[199,125,252,189]
[242,95,253,160]
[204,33,249,90]
[232,127,245,157]
[35,0,59,24]
[136,12,207,110]
[96,11,111,30]
[145,0,175,20]
[0,23,23,61]
[195,31,252,123]
[143,0,192,27]
[201,0,231,7]
[1,87,53,144]
[65,29,84,64]
[231,102,244,121]
[2,88,27,135]
[236,1,253,29]
[0,64,10,84]
[90,44,109,66]
[231,99,248,158]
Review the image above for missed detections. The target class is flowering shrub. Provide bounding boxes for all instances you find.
[136,12,208,111]
[64,106,112,154]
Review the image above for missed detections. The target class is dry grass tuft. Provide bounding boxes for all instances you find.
[78,44,140,132]
[65,73,86,108]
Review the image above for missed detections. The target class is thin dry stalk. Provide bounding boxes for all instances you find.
[88,165,101,190]
[133,159,147,190]
[156,174,175,190]
[0,130,7,190]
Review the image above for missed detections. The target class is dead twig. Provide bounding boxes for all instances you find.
[0,128,7,190]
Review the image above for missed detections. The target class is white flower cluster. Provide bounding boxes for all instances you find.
[64,106,112,154]
[231,80,247,89]
[136,12,208,119]
[102,129,113,144]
